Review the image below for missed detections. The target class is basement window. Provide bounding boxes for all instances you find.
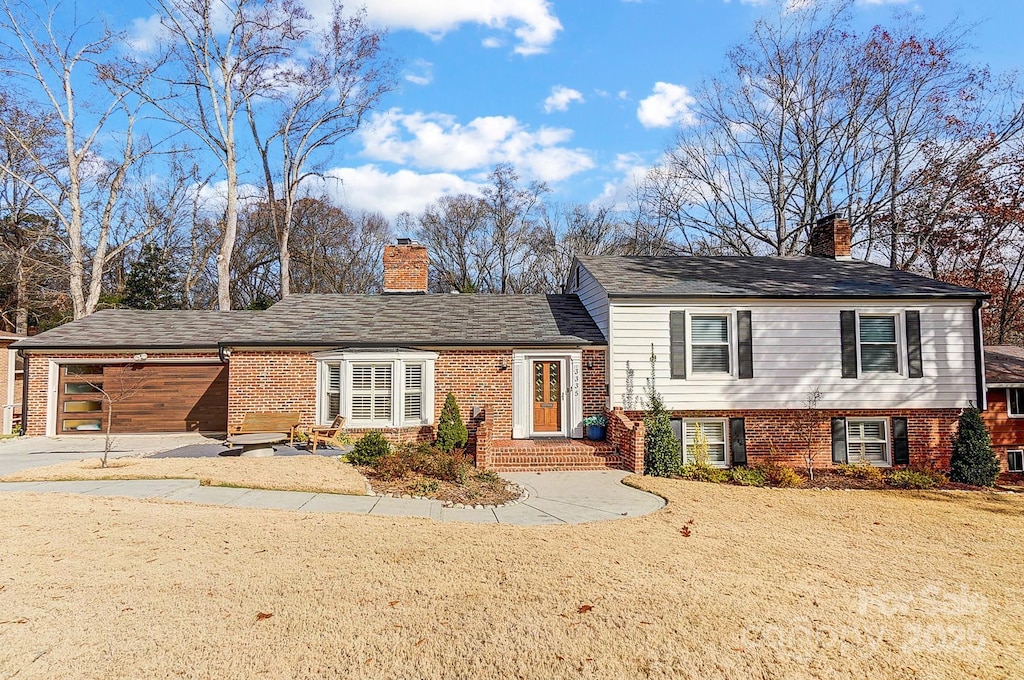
[1008,450,1023,473]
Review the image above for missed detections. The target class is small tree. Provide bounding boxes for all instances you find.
[949,406,1001,487]
[791,385,824,480]
[643,345,680,476]
[436,392,468,452]
[89,365,148,468]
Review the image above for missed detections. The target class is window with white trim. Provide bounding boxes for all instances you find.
[690,315,731,374]
[317,350,436,427]
[1008,389,1024,417]
[1008,450,1023,472]
[404,364,424,421]
[351,363,392,423]
[847,419,890,465]
[682,419,729,467]
[859,316,898,373]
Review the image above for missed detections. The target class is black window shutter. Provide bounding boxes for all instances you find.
[892,417,909,465]
[670,311,686,379]
[840,311,858,378]
[737,310,753,379]
[671,418,684,461]
[906,311,923,378]
[730,418,747,466]
[831,417,848,464]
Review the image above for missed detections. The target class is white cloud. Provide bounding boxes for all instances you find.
[482,36,504,48]
[315,165,482,218]
[636,82,698,128]
[543,85,584,113]
[359,108,595,183]
[126,14,169,51]
[304,0,562,55]
[592,153,651,210]
[405,59,433,86]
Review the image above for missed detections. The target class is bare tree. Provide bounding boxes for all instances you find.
[0,0,154,318]
[417,194,491,293]
[482,163,548,293]
[246,2,393,298]
[793,386,824,480]
[121,0,308,310]
[89,364,148,468]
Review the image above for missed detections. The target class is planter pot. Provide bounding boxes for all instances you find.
[585,424,607,441]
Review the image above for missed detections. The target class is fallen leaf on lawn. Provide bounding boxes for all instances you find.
[640,621,652,625]
[556,655,564,661]
[388,600,399,607]
[415,638,426,646]
[577,605,593,614]
[680,526,691,537]
[256,612,273,621]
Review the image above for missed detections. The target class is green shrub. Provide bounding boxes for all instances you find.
[411,479,439,495]
[835,462,884,481]
[348,431,391,466]
[426,448,473,484]
[908,465,948,487]
[678,460,727,483]
[643,392,680,477]
[755,461,804,488]
[436,392,469,452]
[886,469,938,489]
[726,466,767,487]
[949,407,1000,487]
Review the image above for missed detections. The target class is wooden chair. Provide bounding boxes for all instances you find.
[229,412,301,446]
[310,415,347,453]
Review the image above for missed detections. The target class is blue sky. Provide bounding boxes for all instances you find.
[99,0,1022,219]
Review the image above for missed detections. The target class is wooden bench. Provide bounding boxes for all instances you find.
[229,412,300,446]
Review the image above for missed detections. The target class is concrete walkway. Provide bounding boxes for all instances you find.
[0,436,665,525]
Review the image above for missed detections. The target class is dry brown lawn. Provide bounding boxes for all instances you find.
[0,478,1022,680]
[0,455,368,496]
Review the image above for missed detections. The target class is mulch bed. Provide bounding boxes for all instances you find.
[798,469,1022,492]
[359,468,522,506]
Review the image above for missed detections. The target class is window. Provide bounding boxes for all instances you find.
[404,364,424,421]
[316,350,436,427]
[351,364,392,423]
[859,316,898,373]
[1008,450,1023,473]
[682,419,729,467]
[691,316,730,374]
[1008,389,1024,417]
[847,419,890,466]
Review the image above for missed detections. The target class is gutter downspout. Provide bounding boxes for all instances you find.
[18,349,27,436]
[973,299,987,410]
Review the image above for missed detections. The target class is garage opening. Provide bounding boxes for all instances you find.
[57,362,228,434]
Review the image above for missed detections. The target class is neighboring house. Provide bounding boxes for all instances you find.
[566,215,987,471]
[1,331,25,435]
[11,217,988,473]
[980,345,1024,474]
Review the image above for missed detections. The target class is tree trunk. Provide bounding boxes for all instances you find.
[218,153,239,311]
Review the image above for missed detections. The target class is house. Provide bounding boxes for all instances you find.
[1,331,25,435]
[980,345,1024,474]
[11,216,987,473]
[565,214,987,471]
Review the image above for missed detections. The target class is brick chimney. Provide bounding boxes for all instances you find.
[809,213,852,260]
[383,238,429,293]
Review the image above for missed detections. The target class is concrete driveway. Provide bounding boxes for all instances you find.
[0,436,666,525]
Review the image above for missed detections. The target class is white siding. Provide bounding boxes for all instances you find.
[571,263,609,340]
[609,299,977,410]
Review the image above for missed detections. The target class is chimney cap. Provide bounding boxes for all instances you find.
[396,237,413,246]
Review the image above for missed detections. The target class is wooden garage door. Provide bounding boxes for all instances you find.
[58,363,228,434]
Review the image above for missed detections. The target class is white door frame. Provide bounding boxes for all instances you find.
[511,349,583,439]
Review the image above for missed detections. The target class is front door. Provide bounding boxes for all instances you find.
[532,360,562,433]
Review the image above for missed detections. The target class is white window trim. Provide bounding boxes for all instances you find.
[855,312,903,377]
[1006,389,1024,419]
[314,349,437,428]
[1008,449,1024,473]
[681,417,730,468]
[685,310,737,379]
[846,417,891,467]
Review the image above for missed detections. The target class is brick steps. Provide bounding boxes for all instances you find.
[486,438,623,472]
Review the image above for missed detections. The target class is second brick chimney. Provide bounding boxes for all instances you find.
[808,213,852,260]
[383,238,429,293]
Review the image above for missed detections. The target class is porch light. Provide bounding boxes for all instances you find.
[497,359,509,371]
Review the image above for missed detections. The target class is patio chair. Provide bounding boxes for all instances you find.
[310,415,347,453]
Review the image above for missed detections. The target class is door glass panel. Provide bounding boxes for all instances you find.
[548,362,559,402]
[534,362,544,402]
[64,401,102,413]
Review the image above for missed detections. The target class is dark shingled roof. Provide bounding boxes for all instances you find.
[219,294,606,347]
[577,255,986,299]
[985,346,1024,385]
[11,310,258,350]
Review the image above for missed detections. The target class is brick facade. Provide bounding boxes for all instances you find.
[982,388,1024,472]
[227,351,318,430]
[809,213,852,259]
[21,351,222,436]
[382,243,429,293]
[624,408,961,469]
[608,407,645,474]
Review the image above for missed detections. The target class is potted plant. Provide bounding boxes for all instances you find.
[583,415,608,441]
